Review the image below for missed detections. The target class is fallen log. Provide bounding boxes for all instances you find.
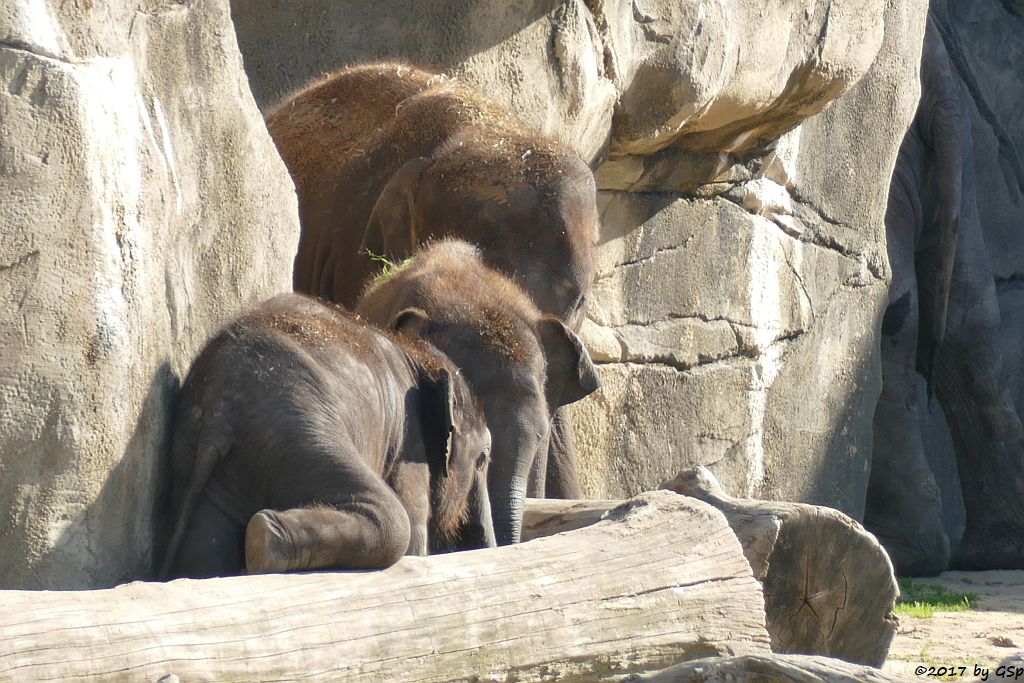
[523,467,899,667]
[0,491,770,682]
[624,653,911,682]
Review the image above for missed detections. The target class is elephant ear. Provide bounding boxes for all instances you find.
[361,157,434,260]
[537,318,601,410]
[441,369,457,474]
[392,307,431,337]
[422,366,457,476]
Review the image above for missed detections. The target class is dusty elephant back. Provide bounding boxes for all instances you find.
[266,64,438,192]
[267,62,596,315]
[167,295,414,493]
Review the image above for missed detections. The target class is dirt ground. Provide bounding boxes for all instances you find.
[883,571,1024,680]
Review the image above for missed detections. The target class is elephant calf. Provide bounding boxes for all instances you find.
[160,293,494,579]
[357,240,600,545]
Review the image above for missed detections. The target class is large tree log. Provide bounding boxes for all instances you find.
[523,467,899,667]
[0,492,770,682]
[624,654,911,682]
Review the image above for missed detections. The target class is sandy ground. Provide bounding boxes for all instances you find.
[883,571,1024,680]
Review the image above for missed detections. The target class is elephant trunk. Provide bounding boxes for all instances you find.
[490,473,527,546]
[460,469,497,549]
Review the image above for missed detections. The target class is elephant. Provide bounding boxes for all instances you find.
[265,62,600,500]
[865,15,1024,574]
[356,239,600,545]
[160,293,494,579]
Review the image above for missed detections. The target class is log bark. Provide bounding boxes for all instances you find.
[0,491,770,682]
[523,467,899,667]
[624,654,911,682]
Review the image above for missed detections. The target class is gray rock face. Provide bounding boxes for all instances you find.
[0,1,299,588]
[913,0,1024,549]
[230,0,928,517]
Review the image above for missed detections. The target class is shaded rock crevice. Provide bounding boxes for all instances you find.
[0,40,75,64]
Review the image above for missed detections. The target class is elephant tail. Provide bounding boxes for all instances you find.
[159,420,233,580]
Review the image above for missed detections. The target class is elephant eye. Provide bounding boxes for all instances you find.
[475,449,490,471]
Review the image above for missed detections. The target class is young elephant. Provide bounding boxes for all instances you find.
[160,293,494,579]
[356,240,600,545]
[266,63,600,499]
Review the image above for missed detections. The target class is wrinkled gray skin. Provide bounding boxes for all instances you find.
[160,293,494,579]
[866,16,1024,575]
[357,240,600,545]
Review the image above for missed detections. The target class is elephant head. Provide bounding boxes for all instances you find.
[417,363,496,553]
[357,240,600,546]
[413,362,497,557]
[362,145,599,331]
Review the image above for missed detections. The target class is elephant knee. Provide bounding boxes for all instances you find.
[367,500,412,567]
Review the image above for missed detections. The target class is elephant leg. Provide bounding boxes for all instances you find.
[866,289,950,576]
[934,231,1024,570]
[246,465,412,573]
[544,407,582,499]
[167,492,247,579]
[388,460,430,556]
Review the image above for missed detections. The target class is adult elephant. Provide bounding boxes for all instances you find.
[357,240,599,545]
[266,63,600,501]
[865,16,1024,574]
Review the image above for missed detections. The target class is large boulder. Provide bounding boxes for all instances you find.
[230,0,928,515]
[0,1,299,589]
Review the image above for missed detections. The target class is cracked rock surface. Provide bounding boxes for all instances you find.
[230,0,927,516]
[0,0,299,588]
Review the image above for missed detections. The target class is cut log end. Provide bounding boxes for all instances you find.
[760,506,899,666]
[660,467,899,667]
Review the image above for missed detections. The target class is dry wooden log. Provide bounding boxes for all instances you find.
[623,654,911,682]
[523,467,899,668]
[0,491,770,682]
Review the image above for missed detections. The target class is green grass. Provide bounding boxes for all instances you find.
[366,250,416,283]
[894,578,976,618]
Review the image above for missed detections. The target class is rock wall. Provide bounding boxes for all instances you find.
[916,0,1024,547]
[230,0,928,518]
[573,0,927,513]
[0,0,299,589]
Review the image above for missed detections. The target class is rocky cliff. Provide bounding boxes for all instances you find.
[0,0,299,588]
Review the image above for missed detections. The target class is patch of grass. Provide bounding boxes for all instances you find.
[366,250,416,284]
[366,249,398,278]
[894,578,975,618]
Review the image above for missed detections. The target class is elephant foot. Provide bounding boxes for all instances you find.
[951,523,1024,570]
[870,525,950,577]
[245,509,306,574]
